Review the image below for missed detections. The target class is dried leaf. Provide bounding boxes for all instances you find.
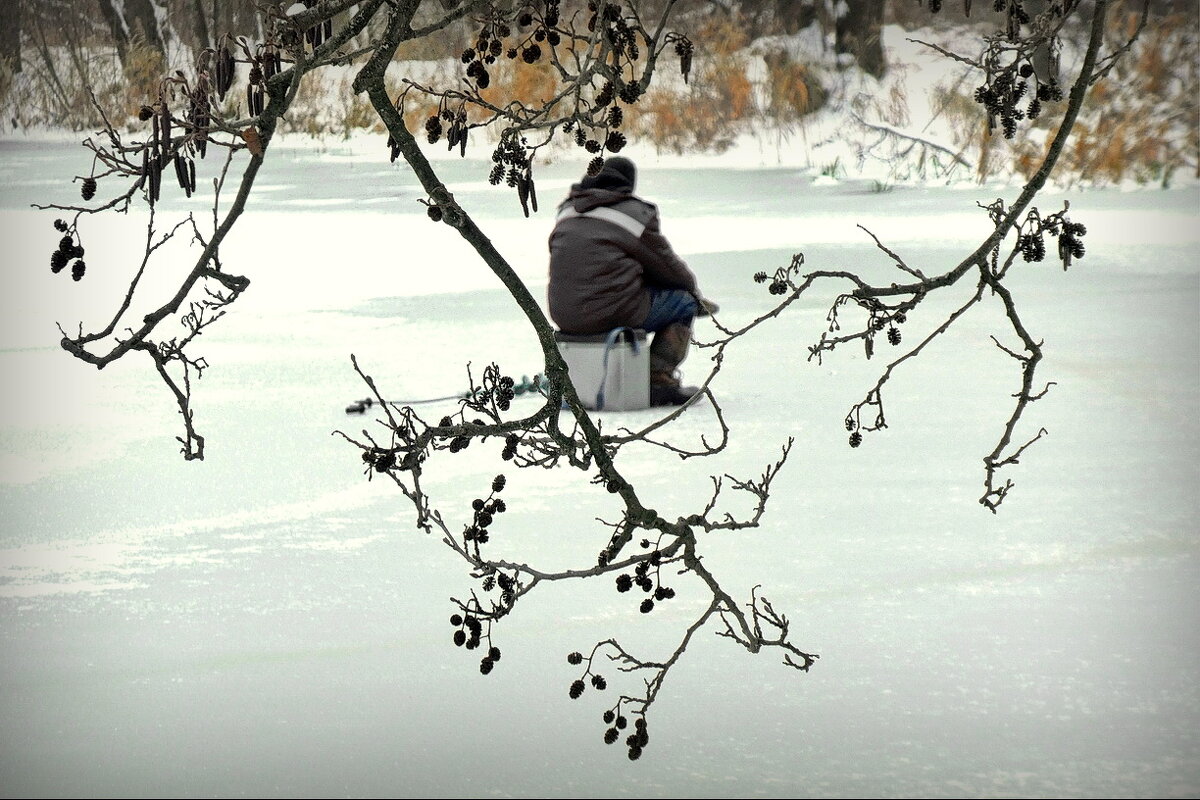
[242,127,263,157]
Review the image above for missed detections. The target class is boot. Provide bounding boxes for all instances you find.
[650,370,699,406]
[648,322,697,405]
[649,321,691,375]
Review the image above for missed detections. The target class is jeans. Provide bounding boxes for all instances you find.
[640,288,697,332]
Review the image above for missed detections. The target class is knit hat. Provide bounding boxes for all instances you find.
[579,156,637,192]
[604,156,637,189]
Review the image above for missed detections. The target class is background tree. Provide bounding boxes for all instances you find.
[34,0,1142,757]
[836,0,886,77]
[1,4,22,74]
[98,0,172,67]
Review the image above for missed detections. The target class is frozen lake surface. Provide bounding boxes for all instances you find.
[1,138,1198,797]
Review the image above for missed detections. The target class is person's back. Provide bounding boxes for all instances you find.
[547,157,704,406]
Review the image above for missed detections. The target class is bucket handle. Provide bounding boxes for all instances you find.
[595,327,640,411]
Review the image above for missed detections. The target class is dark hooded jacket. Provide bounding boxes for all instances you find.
[547,163,698,335]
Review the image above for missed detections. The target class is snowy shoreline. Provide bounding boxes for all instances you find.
[6,20,1195,194]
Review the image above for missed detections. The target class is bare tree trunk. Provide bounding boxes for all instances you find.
[96,0,128,63]
[835,0,886,77]
[29,10,73,123]
[98,0,167,66]
[1,0,21,72]
[773,0,815,34]
[192,0,212,49]
[719,0,816,38]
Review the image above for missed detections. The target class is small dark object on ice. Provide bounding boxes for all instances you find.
[345,397,375,414]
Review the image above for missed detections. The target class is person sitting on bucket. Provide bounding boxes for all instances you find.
[548,156,714,407]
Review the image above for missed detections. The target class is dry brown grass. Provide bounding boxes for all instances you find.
[763,50,827,119]
[109,36,166,121]
[478,56,562,120]
[620,18,758,154]
[1031,3,1199,185]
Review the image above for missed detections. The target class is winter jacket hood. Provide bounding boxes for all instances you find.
[567,185,633,213]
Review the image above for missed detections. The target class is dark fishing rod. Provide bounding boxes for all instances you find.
[344,374,544,414]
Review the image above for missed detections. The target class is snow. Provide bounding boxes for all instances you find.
[1,134,1196,797]
[2,9,1200,788]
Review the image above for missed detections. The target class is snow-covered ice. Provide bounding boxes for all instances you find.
[0,137,1197,798]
